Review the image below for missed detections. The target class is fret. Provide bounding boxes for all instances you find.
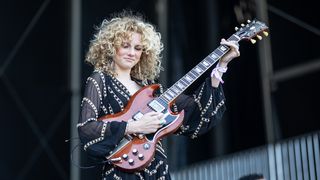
[184,75,193,83]
[171,86,181,94]
[159,95,169,103]
[228,34,240,41]
[179,78,188,86]
[219,45,229,52]
[187,71,197,79]
[202,60,210,67]
[157,97,168,107]
[163,93,172,100]
[214,48,224,56]
[191,69,199,77]
[209,52,219,60]
[205,56,215,64]
[194,66,203,74]
[176,81,185,90]
[167,89,176,97]
[197,63,207,71]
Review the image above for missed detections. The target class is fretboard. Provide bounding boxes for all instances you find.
[158,34,240,104]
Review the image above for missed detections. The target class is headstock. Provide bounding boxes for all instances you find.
[234,19,269,44]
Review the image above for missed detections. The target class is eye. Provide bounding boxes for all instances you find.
[121,43,130,48]
[135,46,143,51]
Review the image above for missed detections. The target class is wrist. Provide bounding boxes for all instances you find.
[211,63,228,84]
[218,60,228,68]
[125,121,135,135]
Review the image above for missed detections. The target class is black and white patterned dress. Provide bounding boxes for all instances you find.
[78,70,226,179]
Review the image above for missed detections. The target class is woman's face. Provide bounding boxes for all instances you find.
[113,32,143,73]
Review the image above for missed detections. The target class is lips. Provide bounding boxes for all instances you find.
[124,58,135,62]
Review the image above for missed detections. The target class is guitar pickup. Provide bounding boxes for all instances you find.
[148,100,165,112]
[133,111,144,121]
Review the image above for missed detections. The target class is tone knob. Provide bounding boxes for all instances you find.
[132,148,138,155]
[122,154,128,160]
[128,159,134,165]
[138,154,144,160]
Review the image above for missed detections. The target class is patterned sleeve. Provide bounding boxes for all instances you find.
[77,71,127,159]
[174,77,226,139]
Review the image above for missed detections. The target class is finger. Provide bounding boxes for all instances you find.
[235,50,240,57]
[221,40,239,49]
[157,113,164,119]
[158,119,166,126]
[146,111,160,116]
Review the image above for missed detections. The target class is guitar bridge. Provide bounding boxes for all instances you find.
[107,135,132,159]
[109,157,122,162]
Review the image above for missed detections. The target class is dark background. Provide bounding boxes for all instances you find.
[0,0,319,179]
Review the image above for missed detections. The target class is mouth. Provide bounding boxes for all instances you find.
[124,58,135,62]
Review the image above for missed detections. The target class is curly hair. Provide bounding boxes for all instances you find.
[85,11,163,81]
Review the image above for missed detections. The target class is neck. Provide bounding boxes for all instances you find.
[115,70,132,81]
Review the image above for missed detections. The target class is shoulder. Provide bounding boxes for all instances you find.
[86,70,112,84]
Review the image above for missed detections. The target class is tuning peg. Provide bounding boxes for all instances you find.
[263,31,269,36]
[247,20,251,23]
[241,23,245,27]
[256,35,262,40]
[235,27,239,31]
[250,39,256,44]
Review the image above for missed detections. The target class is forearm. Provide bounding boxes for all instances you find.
[211,61,228,87]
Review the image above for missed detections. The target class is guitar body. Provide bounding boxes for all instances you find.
[98,84,185,172]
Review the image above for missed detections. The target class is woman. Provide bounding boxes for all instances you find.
[78,11,240,179]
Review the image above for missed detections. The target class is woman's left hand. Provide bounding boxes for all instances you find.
[219,38,240,66]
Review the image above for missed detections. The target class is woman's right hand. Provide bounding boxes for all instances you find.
[125,111,165,135]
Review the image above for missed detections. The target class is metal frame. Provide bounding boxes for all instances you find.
[255,0,320,144]
[70,0,82,179]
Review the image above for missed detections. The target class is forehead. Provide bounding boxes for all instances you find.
[124,32,142,44]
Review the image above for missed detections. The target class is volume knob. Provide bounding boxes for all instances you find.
[128,159,134,165]
[122,154,128,160]
[132,148,138,155]
[138,154,144,160]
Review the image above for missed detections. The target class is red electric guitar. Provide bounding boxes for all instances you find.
[98,19,269,172]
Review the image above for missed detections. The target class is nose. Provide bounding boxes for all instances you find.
[128,47,135,56]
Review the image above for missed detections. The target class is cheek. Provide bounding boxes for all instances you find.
[136,51,143,58]
[116,49,126,57]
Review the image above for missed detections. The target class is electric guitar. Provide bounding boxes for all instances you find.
[98,19,269,172]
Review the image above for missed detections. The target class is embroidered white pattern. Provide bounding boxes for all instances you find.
[86,77,103,102]
[144,160,164,176]
[77,117,96,127]
[81,97,98,118]
[108,86,124,111]
[210,100,225,117]
[83,122,107,150]
[96,70,107,97]
[135,172,144,180]
[111,81,130,101]
[104,167,114,176]
[110,75,131,96]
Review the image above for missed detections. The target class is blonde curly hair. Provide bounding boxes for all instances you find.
[85,12,163,81]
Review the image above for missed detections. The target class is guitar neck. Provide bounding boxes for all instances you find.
[159,34,240,104]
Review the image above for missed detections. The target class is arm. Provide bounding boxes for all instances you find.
[174,39,239,138]
[77,72,127,159]
[174,78,226,138]
[211,38,240,87]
